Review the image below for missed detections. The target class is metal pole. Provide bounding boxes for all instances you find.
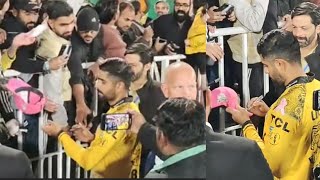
[217,36,225,132]
[241,33,249,106]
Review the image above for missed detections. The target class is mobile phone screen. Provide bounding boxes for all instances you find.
[59,44,72,57]
[100,113,132,131]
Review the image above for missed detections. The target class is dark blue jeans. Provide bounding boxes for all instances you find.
[23,114,39,159]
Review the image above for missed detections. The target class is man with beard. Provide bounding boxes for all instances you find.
[67,5,104,127]
[152,0,192,55]
[125,43,165,123]
[226,29,320,179]
[42,59,142,178]
[0,0,66,75]
[260,2,320,107]
[116,1,154,47]
[35,0,75,152]
[292,2,320,78]
[145,0,170,26]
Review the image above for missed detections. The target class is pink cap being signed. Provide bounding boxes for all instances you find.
[210,87,239,109]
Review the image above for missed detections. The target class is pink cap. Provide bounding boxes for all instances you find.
[6,78,46,115]
[210,87,239,109]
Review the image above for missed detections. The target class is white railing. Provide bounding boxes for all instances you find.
[150,54,186,82]
[2,54,185,178]
[209,27,269,134]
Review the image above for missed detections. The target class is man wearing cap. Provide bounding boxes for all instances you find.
[67,5,104,127]
[0,0,67,75]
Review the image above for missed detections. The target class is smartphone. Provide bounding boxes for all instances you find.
[59,44,72,57]
[100,113,132,131]
[313,90,320,111]
[214,3,234,16]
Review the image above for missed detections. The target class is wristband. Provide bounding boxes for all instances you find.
[57,129,65,138]
[242,120,253,129]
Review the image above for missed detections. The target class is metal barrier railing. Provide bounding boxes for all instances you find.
[209,27,269,134]
[2,54,187,178]
[150,54,186,82]
[3,47,262,175]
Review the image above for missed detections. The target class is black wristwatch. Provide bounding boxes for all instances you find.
[242,120,253,129]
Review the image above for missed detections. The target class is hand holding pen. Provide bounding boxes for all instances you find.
[246,95,270,117]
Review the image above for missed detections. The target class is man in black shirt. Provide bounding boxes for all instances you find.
[152,0,192,55]
[67,5,104,127]
[125,43,166,177]
[0,0,67,76]
[125,43,165,123]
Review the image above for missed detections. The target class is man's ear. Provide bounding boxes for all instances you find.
[47,19,54,28]
[316,24,320,34]
[161,83,169,98]
[275,58,287,71]
[11,9,17,17]
[144,63,151,72]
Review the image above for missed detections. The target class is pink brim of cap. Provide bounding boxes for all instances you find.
[210,87,239,109]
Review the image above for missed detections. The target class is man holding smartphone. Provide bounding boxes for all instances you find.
[42,59,142,178]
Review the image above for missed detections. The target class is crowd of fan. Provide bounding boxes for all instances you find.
[1,0,320,179]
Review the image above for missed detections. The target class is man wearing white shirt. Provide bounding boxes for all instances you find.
[223,0,269,102]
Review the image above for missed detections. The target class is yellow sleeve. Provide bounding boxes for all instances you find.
[139,0,147,13]
[188,34,206,48]
[1,51,16,70]
[243,117,300,176]
[58,128,130,171]
[243,124,265,148]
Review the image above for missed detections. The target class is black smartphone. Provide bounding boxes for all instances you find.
[59,44,72,57]
[313,90,320,111]
[100,113,132,131]
[214,3,234,16]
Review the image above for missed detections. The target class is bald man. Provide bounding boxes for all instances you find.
[129,61,212,158]
[161,61,198,100]
[129,62,272,179]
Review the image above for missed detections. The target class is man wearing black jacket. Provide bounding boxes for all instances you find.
[143,98,206,178]
[0,0,67,84]
[67,5,104,127]
[152,0,192,55]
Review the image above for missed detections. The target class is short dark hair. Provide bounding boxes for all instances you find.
[95,0,119,24]
[154,98,205,148]
[46,0,73,20]
[99,59,134,89]
[291,2,320,26]
[0,0,7,10]
[257,29,301,64]
[131,0,140,15]
[119,1,134,14]
[125,43,154,65]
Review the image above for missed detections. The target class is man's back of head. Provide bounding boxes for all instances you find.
[161,61,197,100]
[153,97,205,155]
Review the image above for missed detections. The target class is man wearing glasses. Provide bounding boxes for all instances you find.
[152,0,192,55]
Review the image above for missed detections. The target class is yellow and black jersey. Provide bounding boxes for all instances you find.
[243,76,320,179]
[59,97,141,178]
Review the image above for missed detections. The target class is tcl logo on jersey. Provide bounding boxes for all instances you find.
[271,114,290,133]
